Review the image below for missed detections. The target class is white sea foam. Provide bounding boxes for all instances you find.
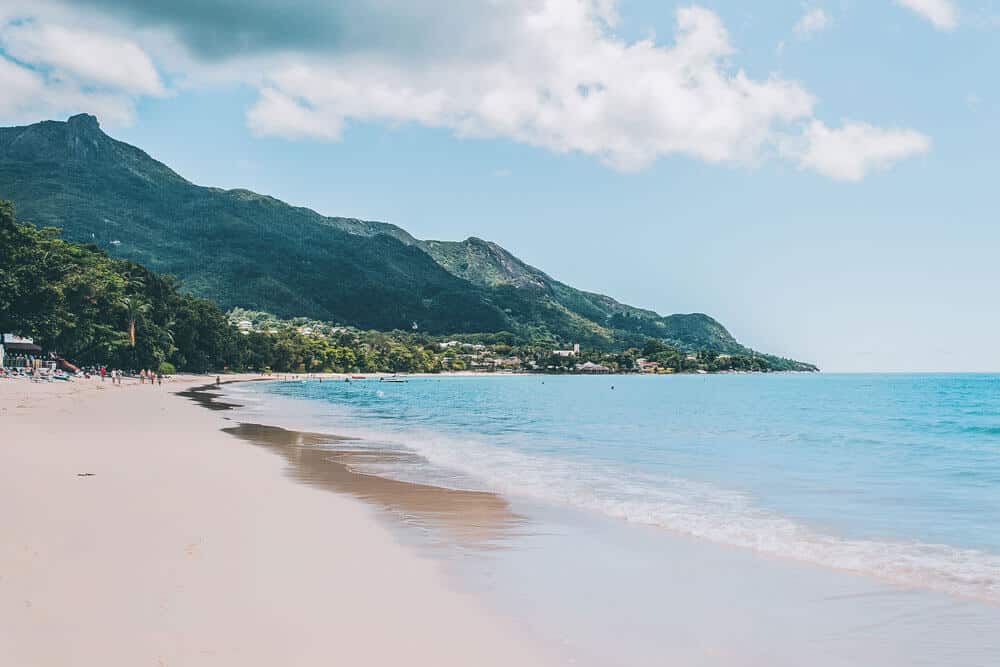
[339,424,1000,603]
[225,384,1000,603]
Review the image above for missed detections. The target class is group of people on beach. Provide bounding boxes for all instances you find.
[139,369,163,385]
[97,367,163,386]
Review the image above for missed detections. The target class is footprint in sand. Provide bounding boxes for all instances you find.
[185,540,203,557]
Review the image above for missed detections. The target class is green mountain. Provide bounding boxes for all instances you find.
[420,237,743,351]
[0,114,506,333]
[0,114,814,367]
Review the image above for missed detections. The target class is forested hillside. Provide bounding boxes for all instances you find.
[0,114,813,366]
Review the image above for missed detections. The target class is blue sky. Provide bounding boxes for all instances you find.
[1,1,997,371]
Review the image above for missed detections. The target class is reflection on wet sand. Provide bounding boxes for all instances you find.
[183,383,525,549]
[176,386,242,410]
[176,379,266,410]
[224,423,526,547]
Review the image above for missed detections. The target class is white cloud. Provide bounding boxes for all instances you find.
[0,7,166,125]
[0,56,45,113]
[246,87,343,140]
[1,22,163,95]
[246,4,817,171]
[794,9,831,38]
[0,54,141,125]
[0,0,931,181]
[894,0,959,30]
[784,120,931,181]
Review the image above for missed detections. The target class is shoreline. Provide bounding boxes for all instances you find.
[247,368,819,379]
[228,376,1000,605]
[218,377,1000,666]
[185,381,527,549]
[0,374,553,666]
[7,373,1000,665]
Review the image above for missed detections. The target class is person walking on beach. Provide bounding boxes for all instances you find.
[100,366,106,382]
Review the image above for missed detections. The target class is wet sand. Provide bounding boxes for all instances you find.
[0,375,553,666]
[185,382,526,547]
[224,422,526,546]
[221,377,1000,667]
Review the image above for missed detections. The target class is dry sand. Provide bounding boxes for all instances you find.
[0,375,552,666]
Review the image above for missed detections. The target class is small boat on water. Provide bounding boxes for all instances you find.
[351,375,366,380]
[379,376,408,383]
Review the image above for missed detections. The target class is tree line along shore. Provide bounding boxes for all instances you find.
[1,201,815,376]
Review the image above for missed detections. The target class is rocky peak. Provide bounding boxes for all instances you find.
[0,114,188,185]
[67,113,101,132]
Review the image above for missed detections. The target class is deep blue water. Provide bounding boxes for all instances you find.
[241,373,1000,600]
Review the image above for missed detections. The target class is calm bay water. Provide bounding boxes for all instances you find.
[237,373,1000,602]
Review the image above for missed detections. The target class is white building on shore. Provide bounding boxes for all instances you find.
[576,361,612,374]
[554,343,580,358]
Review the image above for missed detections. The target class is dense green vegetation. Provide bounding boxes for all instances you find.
[0,204,449,373]
[423,237,744,351]
[1,201,235,372]
[0,115,509,333]
[0,204,458,373]
[225,310,814,373]
[1,201,816,374]
[225,312,814,373]
[0,114,814,368]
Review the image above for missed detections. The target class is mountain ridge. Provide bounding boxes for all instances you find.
[0,114,815,368]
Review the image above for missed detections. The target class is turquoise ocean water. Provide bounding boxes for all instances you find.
[238,373,1000,603]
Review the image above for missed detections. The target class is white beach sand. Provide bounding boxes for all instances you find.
[0,375,552,666]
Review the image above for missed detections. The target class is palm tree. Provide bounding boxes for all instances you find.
[152,318,177,367]
[119,296,150,349]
